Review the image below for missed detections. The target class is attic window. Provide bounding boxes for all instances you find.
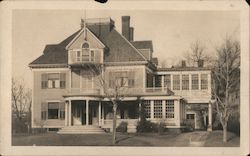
[82,42,89,49]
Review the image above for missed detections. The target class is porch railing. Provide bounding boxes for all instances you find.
[67,88,101,95]
[66,87,172,96]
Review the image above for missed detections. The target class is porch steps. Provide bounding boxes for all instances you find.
[57,125,105,134]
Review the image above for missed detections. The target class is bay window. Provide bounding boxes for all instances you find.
[154,100,162,118]
[166,100,174,118]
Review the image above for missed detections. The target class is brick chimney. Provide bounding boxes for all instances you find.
[122,16,134,41]
[197,59,204,67]
[181,60,186,67]
[129,27,134,41]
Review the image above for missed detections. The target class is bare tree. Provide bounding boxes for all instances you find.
[12,78,32,133]
[212,38,240,142]
[86,64,129,145]
[184,40,212,67]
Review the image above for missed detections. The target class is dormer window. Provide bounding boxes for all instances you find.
[75,42,95,62]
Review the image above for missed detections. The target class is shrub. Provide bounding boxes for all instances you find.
[116,121,128,133]
[228,113,240,136]
[182,119,194,132]
[157,122,166,135]
[136,120,166,133]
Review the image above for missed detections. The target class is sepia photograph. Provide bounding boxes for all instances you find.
[0,1,249,156]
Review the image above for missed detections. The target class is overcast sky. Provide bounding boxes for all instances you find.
[12,10,240,88]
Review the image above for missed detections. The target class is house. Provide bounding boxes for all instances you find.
[29,16,212,133]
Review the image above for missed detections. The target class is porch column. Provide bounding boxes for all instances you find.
[86,100,89,125]
[98,101,101,126]
[161,75,164,91]
[207,101,212,131]
[102,103,104,125]
[162,100,166,119]
[65,101,68,126]
[69,100,72,126]
[138,102,141,121]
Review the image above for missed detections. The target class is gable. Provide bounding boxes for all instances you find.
[66,28,105,50]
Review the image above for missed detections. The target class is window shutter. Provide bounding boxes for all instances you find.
[41,73,48,89]
[60,73,66,89]
[128,72,135,87]
[41,102,47,120]
[59,102,65,120]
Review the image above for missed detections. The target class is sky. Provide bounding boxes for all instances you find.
[12,10,240,88]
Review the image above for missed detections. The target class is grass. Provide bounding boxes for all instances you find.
[12,130,240,147]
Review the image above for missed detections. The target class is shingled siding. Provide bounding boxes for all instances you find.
[32,69,69,128]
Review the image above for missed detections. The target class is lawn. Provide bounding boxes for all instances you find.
[12,130,239,147]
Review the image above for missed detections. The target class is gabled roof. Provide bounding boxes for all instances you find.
[29,22,147,66]
[131,40,153,52]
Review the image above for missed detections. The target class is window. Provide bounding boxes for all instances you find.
[115,77,129,87]
[48,102,59,119]
[82,49,90,62]
[186,114,194,120]
[41,102,65,120]
[41,73,66,89]
[191,74,199,90]
[48,73,60,88]
[166,100,174,118]
[201,74,208,90]
[164,74,171,88]
[82,42,89,48]
[154,100,162,118]
[182,74,189,90]
[109,71,135,88]
[173,75,180,90]
[144,100,151,118]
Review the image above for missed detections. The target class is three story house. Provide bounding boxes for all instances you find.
[29,16,212,133]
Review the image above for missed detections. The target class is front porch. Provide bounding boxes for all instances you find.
[59,96,188,133]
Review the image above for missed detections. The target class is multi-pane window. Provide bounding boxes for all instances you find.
[41,73,66,89]
[109,71,135,88]
[164,74,171,88]
[166,100,174,118]
[173,75,180,90]
[191,74,199,90]
[182,74,189,90]
[82,49,90,62]
[144,100,151,118]
[42,102,65,120]
[201,74,208,90]
[154,100,162,118]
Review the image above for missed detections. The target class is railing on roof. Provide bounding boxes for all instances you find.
[66,87,173,97]
[68,49,102,66]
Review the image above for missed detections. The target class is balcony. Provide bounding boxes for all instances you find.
[68,49,102,66]
[65,87,173,97]
[106,87,173,96]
